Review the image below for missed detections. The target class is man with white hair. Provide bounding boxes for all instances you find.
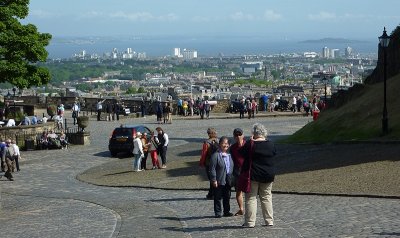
[2,139,17,181]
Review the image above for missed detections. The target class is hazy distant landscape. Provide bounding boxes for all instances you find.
[47,35,378,59]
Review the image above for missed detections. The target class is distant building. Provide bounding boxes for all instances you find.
[322,47,330,58]
[303,52,318,58]
[345,46,352,58]
[173,48,183,58]
[240,62,263,74]
[182,49,198,59]
[330,49,340,59]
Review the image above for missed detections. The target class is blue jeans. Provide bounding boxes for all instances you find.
[133,153,142,170]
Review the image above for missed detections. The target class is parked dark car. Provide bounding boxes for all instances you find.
[108,125,151,157]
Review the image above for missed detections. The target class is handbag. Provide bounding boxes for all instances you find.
[236,140,254,193]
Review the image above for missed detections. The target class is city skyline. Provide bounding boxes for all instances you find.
[23,0,400,41]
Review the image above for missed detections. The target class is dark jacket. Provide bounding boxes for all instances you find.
[209,151,234,186]
[240,140,276,183]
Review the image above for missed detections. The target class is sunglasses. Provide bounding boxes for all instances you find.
[234,133,243,137]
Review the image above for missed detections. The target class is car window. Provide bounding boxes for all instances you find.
[114,128,133,137]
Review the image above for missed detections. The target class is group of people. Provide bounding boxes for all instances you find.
[95,100,124,122]
[0,138,22,181]
[200,123,276,227]
[38,130,68,150]
[132,127,169,171]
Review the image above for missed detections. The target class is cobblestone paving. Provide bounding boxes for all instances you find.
[0,114,399,237]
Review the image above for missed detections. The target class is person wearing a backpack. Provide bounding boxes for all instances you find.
[2,139,16,181]
[199,127,219,200]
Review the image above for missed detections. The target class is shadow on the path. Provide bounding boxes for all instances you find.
[146,197,204,202]
[104,170,132,176]
[93,151,131,159]
[166,161,208,181]
[274,143,400,175]
[375,232,400,236]
[162,225,242,232]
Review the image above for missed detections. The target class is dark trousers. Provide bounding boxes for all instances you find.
[97,110,102,121]
[213,184,231,216]
[157,146,167,165]
[115,113,119,121]
[239,110,244,119]
[15,156,20,171]
[1,157,5,172]
[205,166,213,197]
[140,152,149,170]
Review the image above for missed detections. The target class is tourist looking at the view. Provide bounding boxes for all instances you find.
[72,102,80,124]
[96,99,105,121]
[239,123,276,228]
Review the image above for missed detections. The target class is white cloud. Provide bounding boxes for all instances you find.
[308,11,337,21]
[230,12,255,21]
[77,11,179,22]
[263,10,282,21]
[191,16,211,22]
[30,9,57,18]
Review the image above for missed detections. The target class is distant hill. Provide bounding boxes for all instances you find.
[299,38,368,44]
[284,72,400,143]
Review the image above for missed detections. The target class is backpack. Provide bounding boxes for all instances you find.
[204,138,219,166]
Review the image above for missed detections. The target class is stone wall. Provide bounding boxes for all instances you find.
[0,123,54,147]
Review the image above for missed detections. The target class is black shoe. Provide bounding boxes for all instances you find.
[215,214,222,218]
[223,212,234,217]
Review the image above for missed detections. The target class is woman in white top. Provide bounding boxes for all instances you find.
[132,132,144,171]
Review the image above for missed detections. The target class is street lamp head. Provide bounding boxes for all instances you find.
[379,27,391,48]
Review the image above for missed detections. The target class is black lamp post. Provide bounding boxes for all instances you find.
[322,76,328,101]
[12,87,16,97]
[379,27,391,135]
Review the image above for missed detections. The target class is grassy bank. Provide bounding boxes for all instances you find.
[283,74,400,143]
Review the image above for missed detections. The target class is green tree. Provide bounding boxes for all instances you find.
[0,0,52,88]
[137,87,145,93]
[126,87,137,94]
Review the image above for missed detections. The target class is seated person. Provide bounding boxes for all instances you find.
[47,130,58,139]
[59,132,69,148]
[39,131,48,149]
[19,115,31,126]
[31,115,38,125]
[38,116,48,124]
[6,118,16,127]
[47,130,61,149]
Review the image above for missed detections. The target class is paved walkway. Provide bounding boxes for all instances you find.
[0,115,399,237]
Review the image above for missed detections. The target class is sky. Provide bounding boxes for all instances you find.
[23,0,400,41]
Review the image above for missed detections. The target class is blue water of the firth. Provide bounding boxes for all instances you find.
[47,37,378,59]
